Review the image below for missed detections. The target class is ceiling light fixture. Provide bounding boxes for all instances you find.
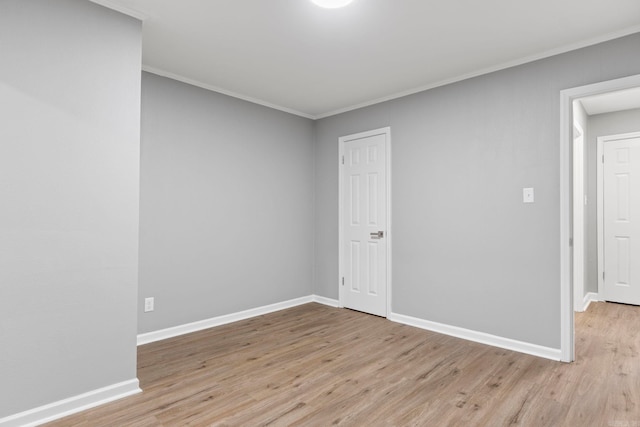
[311,0,354,8]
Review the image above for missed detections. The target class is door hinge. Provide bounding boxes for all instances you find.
[342,277,344,286]
[569,237,573,247]
[603,271,605,280]
[602,154,604,163]
[342,156,344,165]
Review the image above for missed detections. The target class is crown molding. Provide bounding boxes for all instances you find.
[89,0,148,21]
[142,25,639,120]
[142,66,315,120]
[315,25,640,119]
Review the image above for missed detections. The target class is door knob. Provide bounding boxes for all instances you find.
[370,231,384,239]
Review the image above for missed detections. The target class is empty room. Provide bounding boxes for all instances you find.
[2,0,640,426]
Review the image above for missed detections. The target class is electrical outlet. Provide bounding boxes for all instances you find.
[144,297,154,312]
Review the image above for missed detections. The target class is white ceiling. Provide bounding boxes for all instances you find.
[92,0,640,119]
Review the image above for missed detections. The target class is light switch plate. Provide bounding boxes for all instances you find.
[523,187,534,203]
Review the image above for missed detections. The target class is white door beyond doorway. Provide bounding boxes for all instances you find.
[600,132,640,305]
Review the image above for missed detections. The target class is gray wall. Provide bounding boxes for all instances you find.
[0,0,141,418]
[314,33,640,349]
[586,108,640,294]
[138,73,315,333]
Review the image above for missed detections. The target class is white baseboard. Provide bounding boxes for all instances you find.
[138,295,338,346]
[582,292,599,312]
[0,379,141,427]
[388,312,562,361]
[312,295,340,307]
[139,296,560,360]
[2,295,338,426]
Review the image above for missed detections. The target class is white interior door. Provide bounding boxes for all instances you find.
[603,135,640,305]
[339,128,390,317]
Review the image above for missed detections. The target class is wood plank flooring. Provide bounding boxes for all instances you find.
[45,302,640,426]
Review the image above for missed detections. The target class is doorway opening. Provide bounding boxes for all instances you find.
[560,74,640,362]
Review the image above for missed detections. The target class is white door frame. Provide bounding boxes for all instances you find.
[559,73,640,362]
[597,132,640,299]
[338,127,392,317]
[572,121,585,312]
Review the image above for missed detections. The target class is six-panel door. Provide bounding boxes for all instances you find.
[604,136,640,305]
[342,133,387,316]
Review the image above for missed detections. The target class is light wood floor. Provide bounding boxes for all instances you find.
[46,301,640,426]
